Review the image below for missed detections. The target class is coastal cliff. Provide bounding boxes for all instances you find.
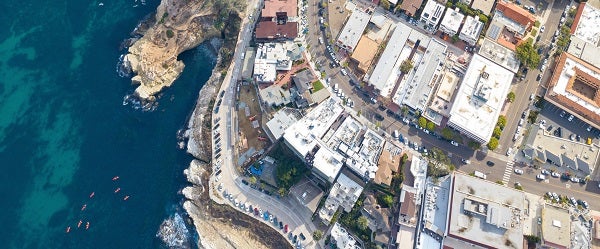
[125,0,246,100]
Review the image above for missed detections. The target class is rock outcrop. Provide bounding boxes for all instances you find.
[125,0,245,99]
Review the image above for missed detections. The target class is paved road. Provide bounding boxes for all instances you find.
[209,1,319,248]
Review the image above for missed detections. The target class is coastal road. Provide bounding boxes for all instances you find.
[209,0,320,248]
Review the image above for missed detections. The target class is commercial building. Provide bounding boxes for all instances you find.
[289,178,324,216]
[253,43,293,83]
[336,8,372,52]
[439,8,465,36]
[420,0,445,28]
[399,0,424,17]
[350,36,379,73]
[445,172,525,249]
[255,21,298,41]
[478,38,520,73]
[367,22,412,97]
[471,0,495,15]
[392,34,447,114]
[447,54,514,143]
[283,98,345,159]
[266,107,302,139]
[568,3,600,66]
[259,85,291,106]
[415,176,452,249]
[318,170,365,223]
[541,205,571,249]
[262,0,298,20]
[459,15,484,45]
[545,52,600,130]
[522,126,600,176]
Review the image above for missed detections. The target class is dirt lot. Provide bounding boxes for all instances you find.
[237,83,270,161]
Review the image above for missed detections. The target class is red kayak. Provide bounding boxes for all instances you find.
[77,220,83,228]
[123,195,130,201]
[114,187,121,193]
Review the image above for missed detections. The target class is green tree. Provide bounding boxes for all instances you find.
[478,14,489,24]
[441,127,455,140]
[497,115,507,129]
[249,176,257,185]
[418,117,427,128]
[493,126,502,138]
[379,194,394,208]
[380,0,391,10]
[451,34,459,43]
[426,121,436,131]
[166,29,174,38]
[515,40,541,68]
[357,216,369,231]
[401,106,409,116]
[487,137,499,150]
[313,230,323,241]
[400,59,414,74]
[278,187,287,196]
[468,141,481,150]
[507,92,516,102]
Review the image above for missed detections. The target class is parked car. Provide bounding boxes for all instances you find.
[536,174,546,180]
[551,172,560,178]
[450,141,459,146]
[340,69,348,76]
[486,161,495,166]
[541,169,550,175]
[514,168,524,174]
[570,177,580,183]
[568,114,574,121]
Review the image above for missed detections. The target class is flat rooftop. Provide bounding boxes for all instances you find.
[262,0,298,18]
[283,98,344,157]
[447,54,514,143]
[312,146,344,183]
[568,3,600,66]
[526,125,600,175]
[394,37,447,112]
[459,15,484,45]
[422,176,451,237]
[368,22,412,96]
[447,172,525,249]
[545,52,600,130]
[318,171,364,222]
[266,107,302,139]
[471,0,495,15]
[351,36,379,72]
[440,8,465,35]
[330,223,361,249]
[478,38,520,73]
[336,8,372,51]
[289,177,324,214]
[541,205,571,248]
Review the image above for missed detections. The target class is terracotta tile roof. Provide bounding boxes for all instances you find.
[399,0,424,16]
[495,1,536,29]
[350,36,379,73]
[255,21,298,40]
[374,149,400,186]
[262,0,298,18]
[545,53,600,128]
[400,192,416,217]
[571,2,586,35]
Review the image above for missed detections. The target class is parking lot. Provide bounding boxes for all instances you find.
[538,102,599,144]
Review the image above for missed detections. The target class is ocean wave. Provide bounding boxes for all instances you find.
[116,54,132,78]
[122,94,158,112]
[156,212,192,249]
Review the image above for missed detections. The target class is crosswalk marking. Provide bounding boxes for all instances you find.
[502,161,515,184]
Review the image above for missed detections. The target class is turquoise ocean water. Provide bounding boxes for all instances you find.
[0,0,214,248]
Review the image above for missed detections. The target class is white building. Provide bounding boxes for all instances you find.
[283,98,345,159]
[367,22,412,97]
[447,54,514,144]
[266,108,302,139]
[420,0,445,28]
[393,35,447,113]
[253,43,293,83]
[459,15,484,45]
[439,7,465,36]
[330,223,362,249]
[568,3,600,66]
[318,171,364,223]
[312,147,344,183]
[336,8,372,52]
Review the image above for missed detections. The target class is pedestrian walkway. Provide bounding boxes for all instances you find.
[503,161,515,184]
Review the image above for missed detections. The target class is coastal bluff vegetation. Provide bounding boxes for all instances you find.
[125,0,246,100]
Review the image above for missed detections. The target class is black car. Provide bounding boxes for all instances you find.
[536,74,542,81]
[293,235,298,243]
[486,161,495,166]
[299,233,306,241]
[375,113,384,121]
[279,221,283,229]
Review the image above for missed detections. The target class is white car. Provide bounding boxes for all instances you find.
[450,141,459,146]
[536,174,546,180]
[340,69,348,76]
[506,148,513,156]
[540,25,545,33]
[568,114,574,122]
[514,168,524,174]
